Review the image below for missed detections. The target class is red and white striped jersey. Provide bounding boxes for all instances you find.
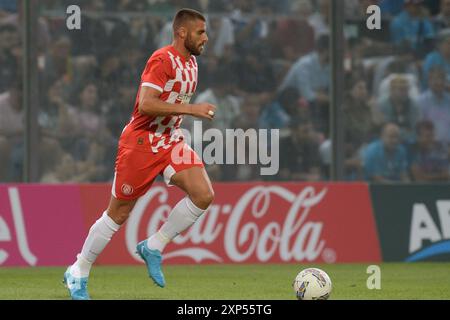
[119,45,198,153]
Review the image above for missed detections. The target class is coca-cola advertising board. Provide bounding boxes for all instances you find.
[0,185,86,266]
[0,183,381,266]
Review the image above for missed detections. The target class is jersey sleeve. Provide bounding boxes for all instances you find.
[141,54,172,93]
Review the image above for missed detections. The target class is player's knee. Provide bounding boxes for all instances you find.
[108,204,133,225]
[114,211,130,225]
[191,188,214,210]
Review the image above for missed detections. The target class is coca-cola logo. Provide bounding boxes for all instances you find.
[125,185,332,263]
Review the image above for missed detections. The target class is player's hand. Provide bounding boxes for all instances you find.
[190,103,217,120]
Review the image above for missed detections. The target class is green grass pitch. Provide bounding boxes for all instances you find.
[0,263,449,300]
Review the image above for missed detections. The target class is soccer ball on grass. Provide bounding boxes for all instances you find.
[293,268,332,300]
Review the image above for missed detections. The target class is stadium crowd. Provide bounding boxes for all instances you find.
[0,0,449,183]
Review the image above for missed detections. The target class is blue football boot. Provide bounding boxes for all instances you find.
[63,267,91,300]
[136,241,166,288]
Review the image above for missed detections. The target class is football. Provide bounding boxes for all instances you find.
[293,268,332,300]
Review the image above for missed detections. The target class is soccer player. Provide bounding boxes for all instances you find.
[63,8,216,300]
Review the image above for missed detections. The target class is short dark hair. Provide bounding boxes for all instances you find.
[173,8,206,33]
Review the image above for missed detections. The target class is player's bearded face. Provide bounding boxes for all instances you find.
[185,21,207,56]
[186,33,201,56]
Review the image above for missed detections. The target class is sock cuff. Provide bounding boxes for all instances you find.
[103,211,121,232]
[185,197,206,217]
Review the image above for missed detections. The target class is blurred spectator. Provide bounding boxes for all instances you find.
[423,0,441,15]
[0,81,23,181]
[0,77,65,182]
[390,0,435,58]
[319,138,331,179]
[380,0,406,17]
[60,82,113,162]
[103,86,135,140]
[434,0,450,31]
[71,83,109,137]
[234,45,276,95]
[40,36,73,88]
[1,1,52,52]
[279,35,330,128]
[376,75,420,142]
[207,15,235,58]
[278,118,322,181]
[308,0,329,40]
[233,94,261,131]
[196,54,220,93]
[40,152,104,183]
[68,0,110,57]
[343,78,377,180]
[0,135,9,181]
[423,29,450,87]
[192,69,241,134]
[0,81,24,133]
[279,35,330,97]
[94,52,123,102]
[418,67,450,146]
[259,87,305,132]
[155,16,174,49]
[372,45,421,98]
[40,80,67,139]
[230,0,271,54]
[270,0,315,62]
[0,24,19,93]
[94,43,145,102]
[377,71,421,102]
[109,16,158,53]
[224,94,262,181]
[344,0,363,18]
[363,123,410,182]
[408,120,450,181]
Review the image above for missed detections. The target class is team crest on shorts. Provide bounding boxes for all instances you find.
[121,184,134,196]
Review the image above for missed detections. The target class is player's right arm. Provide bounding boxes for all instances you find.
[138,53,215,120]
[138,86,216,120]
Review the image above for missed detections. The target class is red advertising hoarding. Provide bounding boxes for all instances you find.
[0,183,381,266]
[0,185,86,266]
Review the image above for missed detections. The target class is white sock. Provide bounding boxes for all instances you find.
[147,197,206,252]
[70,211,120,277]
